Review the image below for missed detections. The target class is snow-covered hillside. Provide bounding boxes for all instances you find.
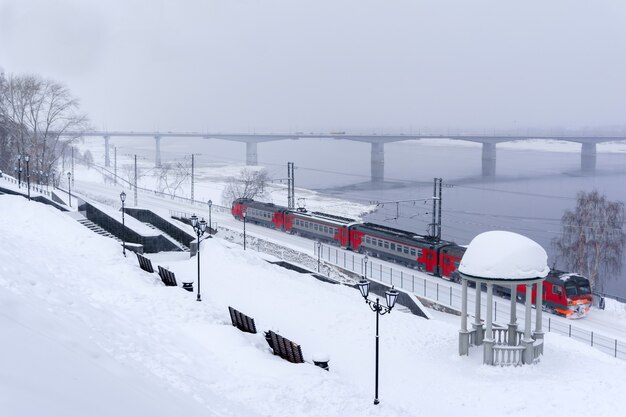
[1,194,625,416]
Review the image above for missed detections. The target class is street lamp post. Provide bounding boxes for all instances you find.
[208,199,212,235]
[357,279,399,405]
[120,191,126,257]
[364,254,369,279]
[190,214,207,302]
[243,210,247,250]
[67,172,72,207]
[17,155,21,188]
[316,241,321,272]
[25,155,30,200]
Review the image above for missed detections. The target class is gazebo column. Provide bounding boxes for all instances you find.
[522,283,534,364]
[459,278,470,356]
[508,284,518,346]
[472,282,484,345]
[483,283,495,365]
[534,281,544,340]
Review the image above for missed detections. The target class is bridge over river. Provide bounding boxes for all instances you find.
[65,131,626,182]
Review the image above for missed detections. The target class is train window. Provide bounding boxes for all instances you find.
[403,247,409,254]
[314,224,319,231]
[384,241,389,249]
[410,248,416,256]
[418,249,423,257]
[365,236,371,244]
[378,240,383,247]
[552,286,563,296]
[578,283,591,294]
[396,245,403,252]
[390,243,395,250]
[324,226,329,233]
[565,284,578,297]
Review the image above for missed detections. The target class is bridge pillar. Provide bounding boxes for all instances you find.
[246,141,258,165]
[481,142,496,177]
[371,142,384,182]
[581,142,596,173]
[104,135,110,167]
[154,135,162,167]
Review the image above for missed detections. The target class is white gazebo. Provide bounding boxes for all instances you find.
[458,231,549,366]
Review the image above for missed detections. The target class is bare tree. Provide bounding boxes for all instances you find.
[156,161,190,199]
[0,72,88,177]
[221,168,269,205]
[121,164,138,189]
[552,190,626,292]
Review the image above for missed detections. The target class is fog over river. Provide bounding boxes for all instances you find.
[110,137,626,298]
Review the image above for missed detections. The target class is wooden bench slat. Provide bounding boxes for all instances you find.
[228,306,237,327]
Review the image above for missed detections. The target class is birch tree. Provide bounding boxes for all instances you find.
[552,190,626,292]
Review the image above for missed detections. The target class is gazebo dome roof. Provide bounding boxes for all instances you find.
[458,231,549,280]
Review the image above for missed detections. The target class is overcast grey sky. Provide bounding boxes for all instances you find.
[1,0,625,133]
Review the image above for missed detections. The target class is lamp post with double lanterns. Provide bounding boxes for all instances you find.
[357,278,399,406]
[67,172,72,207]
[120,191,127,257]
[25,155,30,200]
[190,214,208,302]
[243,210,247,250]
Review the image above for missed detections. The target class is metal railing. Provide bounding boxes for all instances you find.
[1,174,53,197]
[317,243,626,360]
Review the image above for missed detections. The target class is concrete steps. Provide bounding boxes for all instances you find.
[142,222,189,252]
[69,213,122,242]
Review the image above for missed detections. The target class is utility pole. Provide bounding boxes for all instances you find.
[431,178,437,238]
[134,154,138,206]
[114,146,117,185]
[287,162,295,210]
[437,177,443,240]
[71,147,75,186]
[429,178,443,240]
[191,153,195,203]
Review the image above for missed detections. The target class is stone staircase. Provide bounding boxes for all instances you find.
[142,222,189,252]
[67,212,121,242]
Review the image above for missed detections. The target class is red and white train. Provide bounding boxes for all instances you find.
[232,198,593,318]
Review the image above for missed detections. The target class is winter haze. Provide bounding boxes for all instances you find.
[1,0,626,132]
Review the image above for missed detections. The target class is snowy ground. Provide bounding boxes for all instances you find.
[1,194,626,416]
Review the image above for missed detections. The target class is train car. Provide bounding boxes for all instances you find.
[536,270,592,318]
[231,198,289,230]
[288,210,355,248]
[437,244,466,281]
[350,223,445,274]
[496,269,593,318]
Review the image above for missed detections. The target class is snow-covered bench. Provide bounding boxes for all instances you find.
[157,265,178,287]
[228,307,257,334]
[264,330,304,364]
[136,253,154,273]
